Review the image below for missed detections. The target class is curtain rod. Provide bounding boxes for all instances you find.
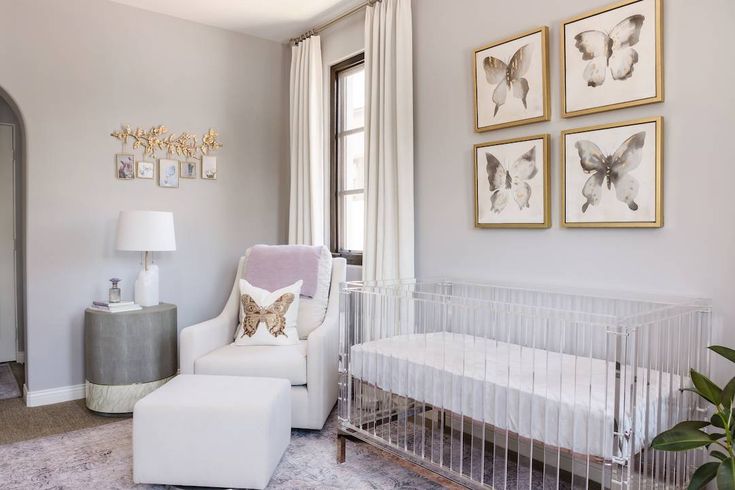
[290,0,380,45]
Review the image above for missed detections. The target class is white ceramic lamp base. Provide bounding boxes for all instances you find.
[134,264,159,307]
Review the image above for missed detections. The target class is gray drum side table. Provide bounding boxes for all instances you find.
[84,303,177,415]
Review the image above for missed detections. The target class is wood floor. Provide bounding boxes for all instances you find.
[0,362,119,446]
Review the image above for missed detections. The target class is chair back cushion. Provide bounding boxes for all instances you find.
[243,245,333,339]
[243,245,322,297]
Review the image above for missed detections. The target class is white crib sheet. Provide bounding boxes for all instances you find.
[350,332,683,460]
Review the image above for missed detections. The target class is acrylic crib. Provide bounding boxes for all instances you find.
[337,280,711,489]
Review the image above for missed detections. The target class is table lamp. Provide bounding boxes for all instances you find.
[115,210,176,307]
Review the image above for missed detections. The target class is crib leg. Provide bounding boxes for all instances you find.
[337,434,347,463]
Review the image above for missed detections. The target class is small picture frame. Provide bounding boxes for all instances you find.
[474,134,550,228]
[473,26,550,132]
[201,156,217,180]
[180,160,198,179]
[561,0,663,117]
[115,154,135,180]
[136,160,154,180]
[561,116,663,228]
[158,159,179,188]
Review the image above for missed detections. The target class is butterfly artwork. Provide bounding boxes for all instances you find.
[562,0,662,117]
[473,27,549,132]
[482,44,533,117]
[474,136,549,228]
[239,293,295,338]
[562,117,662,228]
[486,146,537,213]
[575,132,645,213]
[573,15,645,88]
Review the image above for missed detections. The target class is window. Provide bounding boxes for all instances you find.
[331,53,365,265]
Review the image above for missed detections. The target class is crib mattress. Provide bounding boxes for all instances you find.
[349,332,682,460]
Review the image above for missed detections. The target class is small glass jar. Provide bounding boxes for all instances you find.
[109,278,121,303]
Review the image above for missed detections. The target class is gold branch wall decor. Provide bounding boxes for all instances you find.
[110,125,223,158]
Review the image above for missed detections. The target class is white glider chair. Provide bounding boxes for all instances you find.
[180,248,346,430]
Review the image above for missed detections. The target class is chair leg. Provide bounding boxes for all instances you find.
[337,433,347,463]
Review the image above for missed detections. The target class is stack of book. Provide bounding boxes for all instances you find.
[90,300,142,313]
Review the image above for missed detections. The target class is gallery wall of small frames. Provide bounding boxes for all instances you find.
[472,0,663,229]
[111,125,222,188]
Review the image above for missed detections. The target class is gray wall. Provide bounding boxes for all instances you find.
[0,0,290,391]
[413,0,735,378]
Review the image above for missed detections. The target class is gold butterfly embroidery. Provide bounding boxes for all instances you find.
[240,293,295,338]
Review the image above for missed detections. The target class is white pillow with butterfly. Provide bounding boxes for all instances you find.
[234,280,302,346]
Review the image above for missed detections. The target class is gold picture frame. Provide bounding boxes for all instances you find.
[474,133,551,229]
[115,153,135,180]
[561,116,663,228]
[201,155,217,180]
[136,160,154,180]
[560,0,663,118]
[158,158,180,189]
[180,160,198,179]
[473,26,551,132]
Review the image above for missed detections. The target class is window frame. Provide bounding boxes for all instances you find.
[330,52,365,266]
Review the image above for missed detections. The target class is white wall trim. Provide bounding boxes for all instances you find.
[15,350,24,364]
[24,383,85,407]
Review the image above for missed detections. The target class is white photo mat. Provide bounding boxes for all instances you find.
[474,27,549,131]
[562,0,662,117]
[475,135,549,228]
[562,117,662,227]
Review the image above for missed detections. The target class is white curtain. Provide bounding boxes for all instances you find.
[289,36,324,245]
[363,0,414,281]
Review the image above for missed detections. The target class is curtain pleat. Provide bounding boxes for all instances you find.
[289,36,324,245]
[363,0,414,281]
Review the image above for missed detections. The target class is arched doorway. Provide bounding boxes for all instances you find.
[0,86,27,399]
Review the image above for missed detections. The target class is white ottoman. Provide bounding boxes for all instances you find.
[133,374,291,489]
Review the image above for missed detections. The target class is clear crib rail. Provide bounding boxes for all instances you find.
[337,279,711,489]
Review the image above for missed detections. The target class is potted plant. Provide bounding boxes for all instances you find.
[651,345,735,489]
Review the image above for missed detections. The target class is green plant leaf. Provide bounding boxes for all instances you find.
[722,377,735,410]
[710,432,726,442]
[710,345,735,364]
[651,428,714,451]
[712,451,729,462]
[675,420,711,430]
[717,458,735,489]
[688,462,720,490]
[712,413,727,429]
[691,369,723,405]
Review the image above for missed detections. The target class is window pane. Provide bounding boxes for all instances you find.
[340,67,364,132]
[341,192,364,252]
[341,131,364,191]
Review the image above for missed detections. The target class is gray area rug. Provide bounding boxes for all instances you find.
[0,363,20,400]
[0,412,442,489]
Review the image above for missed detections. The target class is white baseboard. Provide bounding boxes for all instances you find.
[15,351,24,364]
[24,383,85,407]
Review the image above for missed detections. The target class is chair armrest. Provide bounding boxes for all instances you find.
[306,304,340,420]
[179,314,233,374]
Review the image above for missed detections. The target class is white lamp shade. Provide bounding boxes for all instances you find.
[116,211,176,251]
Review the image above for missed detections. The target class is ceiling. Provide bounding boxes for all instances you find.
[109,0,364,43]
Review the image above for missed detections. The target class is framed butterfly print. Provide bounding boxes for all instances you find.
[561,117,663,228]
[561,0,663,118]
[473,26,550,132]
[474,134,550,229]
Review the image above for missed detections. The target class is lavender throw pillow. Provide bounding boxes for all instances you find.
[243,244,323,298]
